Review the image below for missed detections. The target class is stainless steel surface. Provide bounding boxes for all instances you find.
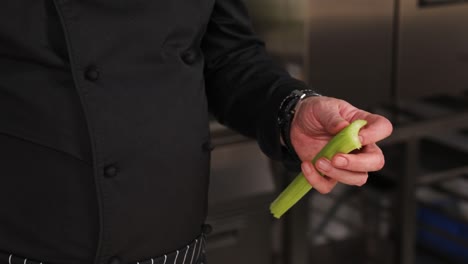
[396,1,468,99]
[398,140,419,264]
[306,0,468,105]
[306,0,394,109]
[206,122,275,264]
[208,121,274,206]
[208,138,274,206]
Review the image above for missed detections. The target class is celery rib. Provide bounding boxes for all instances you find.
[270,119,367,219]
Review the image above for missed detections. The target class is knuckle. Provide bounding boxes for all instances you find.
[306,178,317,187]
[303,172,320,187]
[302,173,313,184]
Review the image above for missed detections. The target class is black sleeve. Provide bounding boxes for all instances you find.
[201,0,308,162]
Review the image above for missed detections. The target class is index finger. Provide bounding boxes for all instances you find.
[353,112,393,145]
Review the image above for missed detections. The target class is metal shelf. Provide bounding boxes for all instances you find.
[373,93,468,264]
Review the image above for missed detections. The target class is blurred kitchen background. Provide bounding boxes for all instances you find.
[204,0,468,264]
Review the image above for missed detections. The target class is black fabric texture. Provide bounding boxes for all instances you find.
[0,0,308,263]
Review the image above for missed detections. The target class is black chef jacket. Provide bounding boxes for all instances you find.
[0,1,307,264]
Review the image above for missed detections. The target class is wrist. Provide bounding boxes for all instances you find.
[277,89,321,156]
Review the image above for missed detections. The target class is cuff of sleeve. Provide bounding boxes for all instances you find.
[256,78,308,169]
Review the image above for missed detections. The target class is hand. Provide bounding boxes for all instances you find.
[290,96,393,194]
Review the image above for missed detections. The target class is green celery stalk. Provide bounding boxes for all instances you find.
[270,119,367,219]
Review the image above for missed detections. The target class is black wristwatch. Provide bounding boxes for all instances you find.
[277,89,321,159]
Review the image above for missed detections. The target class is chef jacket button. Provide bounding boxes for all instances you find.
[104,165,118,178]
[85,66,99,81]
[181,49,198,65]
[107,256,121,264]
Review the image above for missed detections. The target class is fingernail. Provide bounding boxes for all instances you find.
[359,135,364,143]
[334,156,348,167]
[316,159,331,172]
